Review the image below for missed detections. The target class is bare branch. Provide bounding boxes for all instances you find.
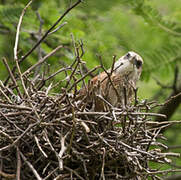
[14,0,32,61]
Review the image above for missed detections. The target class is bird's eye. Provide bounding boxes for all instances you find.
[126,53,131,59]
[136,60,142,69]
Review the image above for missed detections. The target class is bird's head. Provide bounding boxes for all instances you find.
[113,51,143,80]
[124,51,143,70]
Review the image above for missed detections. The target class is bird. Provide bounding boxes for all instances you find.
[76,51,143,111]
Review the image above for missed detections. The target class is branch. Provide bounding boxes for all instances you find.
[4,0,82,85]
[155,85,181,122]
[20,151,42,180]
[22,45,63,76]
[2,57,22,98]
[14,1,32,61]
[165,174,181,180]
[20,0,82,63]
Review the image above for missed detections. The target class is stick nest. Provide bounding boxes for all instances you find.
[0,43,180,180]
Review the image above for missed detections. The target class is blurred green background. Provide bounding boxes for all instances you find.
[0,0,181,178]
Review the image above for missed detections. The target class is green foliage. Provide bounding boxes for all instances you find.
[0,4,23,28]
[0,0,181,79]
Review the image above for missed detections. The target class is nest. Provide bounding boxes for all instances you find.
[0,42,180,180]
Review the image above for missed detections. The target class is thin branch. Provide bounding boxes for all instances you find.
[64,166,84,180]
[45,66,71,81]
[0,122,39,152]
[0,171,15,179]
[20,0,82,63]
[76,111,167,118]
[16,147,21,180]
[14,0,32,61]
[20,151,42,180]
[4,0,82,85]
[0,103,32,111]
[34,135,48,158]
[2,57,22,98]
[22,45,63,76]
[98,55,121,102]
[67,65,101,92]
[100,148,106,180]
[48,22,68,35]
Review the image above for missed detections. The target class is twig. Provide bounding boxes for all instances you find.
[43,130,63,170]
[48,22,68,35]
[118,140,155,158]
[0,103,32,111]
[157,152,180,158]
[16,147,21,180]
[58,134,68,170]
[44,66,71,81]
[147,169,181,175]
[2,57,22,98]
[34,11,44,77]
[15,48,40,119]
[80,121,90,133]
[22,45,63,76]
[100,148,106,180]
[20,0,82,63]
[0,122,39,152]
[0,110,24,132]
[43,167,59,180]
[0,80,16,97]
[64,58,81,89]
[14,0,32,61]
[67,107,76,154]
[0,129,13,142]
[67,65,101,92]
[162,92,181,106]
[98,55,121,103]
[0,170,16,179]
[0,86,12,103]
[20,151,42,180]
[34,135,48,158]
[64,166,84,180]
[76,111,167,118]
[96,94,114,109]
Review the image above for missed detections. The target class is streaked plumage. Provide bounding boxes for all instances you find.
[77,51,143,111]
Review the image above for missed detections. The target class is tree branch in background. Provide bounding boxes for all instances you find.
[155,88,181,122]
[165,174,181,180]
[155,66,181,122]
